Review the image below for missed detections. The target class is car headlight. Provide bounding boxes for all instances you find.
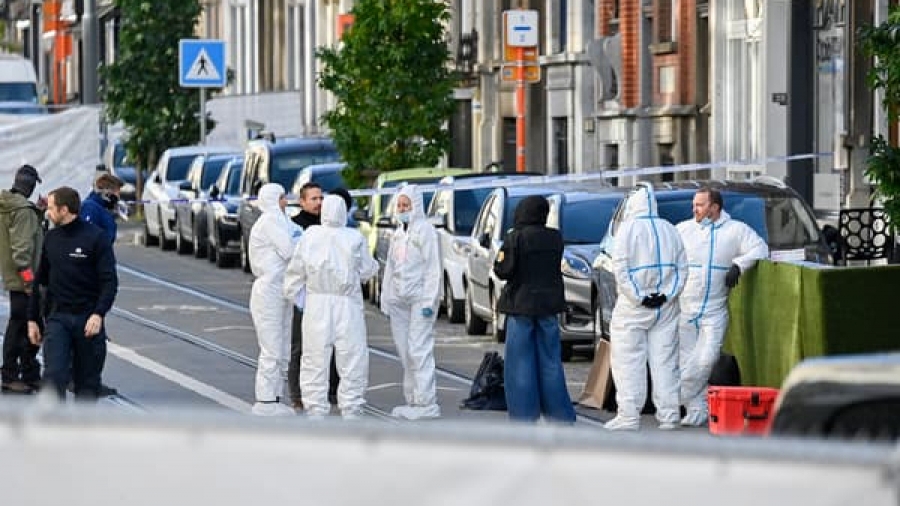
[121,183,135,194]
[451,238,472,256]
[561,252,591,279]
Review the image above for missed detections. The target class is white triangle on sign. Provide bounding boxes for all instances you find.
[186,48,220,81]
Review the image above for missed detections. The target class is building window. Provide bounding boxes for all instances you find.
[606,143,619,186]
[655,0,676,44]
[608,0,620,35]
[553,117,569,174]
[659,65,676,94]
[556,0,567,53]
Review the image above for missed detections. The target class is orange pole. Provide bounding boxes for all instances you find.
[515,46,526,172]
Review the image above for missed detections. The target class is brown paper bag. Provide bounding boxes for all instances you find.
[577,339,612,409]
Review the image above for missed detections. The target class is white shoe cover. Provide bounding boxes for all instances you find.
[681,410,708,427]
[604,416,640,431]
[658,421,679,430]
[251,402,295,417]
[391,405,412,418]
[398,404,440,420]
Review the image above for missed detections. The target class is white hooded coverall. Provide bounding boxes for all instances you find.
[249,183,301,412]
[677,210,768,420]
[380,185,442,419]
[284,195,378,418]
[608,186,688,427]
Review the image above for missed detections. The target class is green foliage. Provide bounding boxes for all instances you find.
[859,4,900,229]
[317,0,456,188]
[100,0,216,185]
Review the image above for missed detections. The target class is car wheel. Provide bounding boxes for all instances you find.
[193,219,206,259]
[491,289,506,343]
[464,285,487,335]
[175,218,192,255]
[143,215,158,247]
[216,244,232,268]
[159,211,174,251]
[561,343,574,363]
[240,238,251,273]
[444,277,464,324]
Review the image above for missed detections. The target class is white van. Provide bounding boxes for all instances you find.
[0,53,46,114]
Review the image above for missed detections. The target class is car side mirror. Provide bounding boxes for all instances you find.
[376,216,395,229]
[209,185,220,199]
[478,232,491,249]
[352,208,370,223]
[178,180,193,191]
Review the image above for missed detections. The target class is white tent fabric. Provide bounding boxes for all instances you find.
[0,106,100,198]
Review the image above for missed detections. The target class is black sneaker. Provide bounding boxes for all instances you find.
[99,384,118,397]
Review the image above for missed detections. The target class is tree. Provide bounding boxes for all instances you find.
[100,0,216,209]
[317,0,456,187]
[859,5,900,230]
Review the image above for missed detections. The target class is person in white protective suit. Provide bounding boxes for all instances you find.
[605,185,688,431]
[380,185,442,420]
[677,187,768,427]
[249,183,302,416]
[284,195,378,419]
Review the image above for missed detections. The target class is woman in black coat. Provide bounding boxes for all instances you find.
[494,195,576,423]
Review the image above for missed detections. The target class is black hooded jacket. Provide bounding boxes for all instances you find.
[493,195,566,316]
[291,210,321,230]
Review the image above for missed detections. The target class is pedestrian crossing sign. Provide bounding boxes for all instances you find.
[179,39,227,88]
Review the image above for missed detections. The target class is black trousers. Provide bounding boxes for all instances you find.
[288,307,339,403]
[2,291,41,385]
[43,311,106,401]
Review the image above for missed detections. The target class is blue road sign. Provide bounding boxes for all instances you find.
[179,39,226,88]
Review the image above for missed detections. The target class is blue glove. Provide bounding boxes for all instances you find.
[421,307,434,318]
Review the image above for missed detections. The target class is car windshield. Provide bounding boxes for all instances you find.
[226,165,243,195]
[314,171,345,193]
[0,82,38,103]
[202,159,230,190]
[618,191,821,250]
[166,155,196,182]
[454,188,494,235]
[561,199,617,244]
[271,150,340,190]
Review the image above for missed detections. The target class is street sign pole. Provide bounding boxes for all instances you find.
[516,46,526,173]
[200,87,206,146]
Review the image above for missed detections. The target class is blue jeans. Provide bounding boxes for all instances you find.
[504,315,576,423]
[43,312,107,401]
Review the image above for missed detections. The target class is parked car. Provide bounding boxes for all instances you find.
[426,172,542,323]
[464,185,561,342]
[102,138,137,206]
[173,153,238,256]
[204,157,244,268]
[237,137,340,272]
[355,167,472,256]
[591,178,835,340]
[550,188,626,358]
[144,145,235,249]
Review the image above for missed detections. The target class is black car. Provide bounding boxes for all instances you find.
[174,153,238,256]
[204,157,244,268]
[591,178,834,340]
[237,137,339,272]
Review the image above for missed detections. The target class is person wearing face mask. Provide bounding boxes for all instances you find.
[249,183,299,416]
[0,164,45,394]
[380,185,442,420]
[80,173,124,245]
[676,187,768,427]
[284,195,378,419]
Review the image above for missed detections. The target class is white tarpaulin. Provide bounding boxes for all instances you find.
[0,106,100,198]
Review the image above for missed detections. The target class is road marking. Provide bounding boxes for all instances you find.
[107,342,252,414]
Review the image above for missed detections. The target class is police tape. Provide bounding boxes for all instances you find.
[123,151,833,206]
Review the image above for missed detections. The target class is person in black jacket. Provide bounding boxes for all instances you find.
[493,195,575,423]
[287,182,339,409]
[26,187,118,401]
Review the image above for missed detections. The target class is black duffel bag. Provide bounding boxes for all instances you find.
[460,351,507,411]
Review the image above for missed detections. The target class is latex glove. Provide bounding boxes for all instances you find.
[725,264,742,288]
[18,267,34,284]
[421,307,434,318]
